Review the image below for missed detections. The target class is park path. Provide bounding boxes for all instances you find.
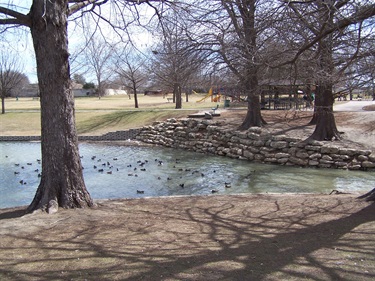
[333,100,375,112]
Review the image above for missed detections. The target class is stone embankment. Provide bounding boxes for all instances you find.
[0,129,140,142]
[136,118,375,171]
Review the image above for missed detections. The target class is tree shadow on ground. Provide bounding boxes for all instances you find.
[0,208,26,220]
[0,196,374,280]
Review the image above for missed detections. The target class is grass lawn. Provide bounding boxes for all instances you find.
[1,94,229,136]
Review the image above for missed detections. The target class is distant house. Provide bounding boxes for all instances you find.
[104,89,127,96]
[14,82,127,98]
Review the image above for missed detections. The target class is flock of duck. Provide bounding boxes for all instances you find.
[10,158,42,186]
[9,153,234,195]
[87,155,233,195]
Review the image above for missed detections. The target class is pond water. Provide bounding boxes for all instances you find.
[1,142,374,209]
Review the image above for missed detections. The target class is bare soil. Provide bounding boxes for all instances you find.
[219,107,375,151]
[0,108,374,281]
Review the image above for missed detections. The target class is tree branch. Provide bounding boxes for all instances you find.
[68,0,109,17]
[281,3,375,67]
[0,6,30,27]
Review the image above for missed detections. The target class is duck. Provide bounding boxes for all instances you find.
[225,182,231,188]
[137,190,144,194]
[211,189,218,193]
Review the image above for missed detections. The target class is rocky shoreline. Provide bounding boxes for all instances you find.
[136,118,375,171]
[2,116,374,172]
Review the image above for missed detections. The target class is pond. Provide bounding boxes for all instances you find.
[1,142,374,209]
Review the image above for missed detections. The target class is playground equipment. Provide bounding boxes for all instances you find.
[195,87,221,102]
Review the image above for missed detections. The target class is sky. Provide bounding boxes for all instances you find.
[0,0,155,84]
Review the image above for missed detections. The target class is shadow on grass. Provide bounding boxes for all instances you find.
[0,196,374,280]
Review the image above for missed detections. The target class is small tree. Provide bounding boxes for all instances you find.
[151,8,205,109]
[73,73,86,85]
[113,48,147,108]
[84,36,115,99]
[0,52,28,114]
[190,0,280,128]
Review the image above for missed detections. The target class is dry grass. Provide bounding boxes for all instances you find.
[1,94,227,136]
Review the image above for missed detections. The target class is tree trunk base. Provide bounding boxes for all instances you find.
[238,107,266,130]
[27,175,95,214]
[308,107,341,141]
[358,188,375,201]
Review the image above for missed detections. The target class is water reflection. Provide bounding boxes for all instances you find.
[1,142,373,209]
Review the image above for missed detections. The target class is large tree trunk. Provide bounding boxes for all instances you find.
[27,0,93,213]
[238,72,265,130]
[236,0,265,130]
[308,3,340,141]
[308,84,340,141]
[239,92,265,129]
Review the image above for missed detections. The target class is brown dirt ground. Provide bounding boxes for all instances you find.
[219,105,375,152]
[0,108,374,281]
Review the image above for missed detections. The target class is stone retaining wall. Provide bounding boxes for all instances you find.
[136,118,375,171]
[0,129,141,142]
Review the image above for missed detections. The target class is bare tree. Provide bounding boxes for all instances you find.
[113,47,147,108]
[84,36,115,99]
[151,8,206,109]
[280,0,375,141]
[0,0,171,213]
[0,51,28,114]
[189,0,287,128]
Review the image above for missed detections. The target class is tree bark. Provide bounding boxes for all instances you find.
[308,84,340,141]
[239,92,265,130]
[1,96,4,114]
[133,82,139,108]
[27,0,93,213]
[174,83,182,109]
[238,70,265,130]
